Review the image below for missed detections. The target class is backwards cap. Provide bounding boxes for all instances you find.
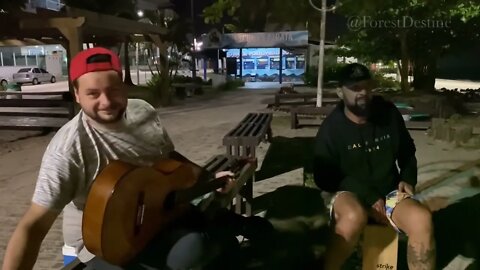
[69,47,123,82]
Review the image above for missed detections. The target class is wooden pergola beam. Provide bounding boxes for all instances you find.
[14,7,168,107]
[66,7,167,36]
[20,17,85,57]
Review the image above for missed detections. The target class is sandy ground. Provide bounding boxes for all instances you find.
[0,87,479,269]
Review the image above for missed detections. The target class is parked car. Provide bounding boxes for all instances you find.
[12,67,56,85]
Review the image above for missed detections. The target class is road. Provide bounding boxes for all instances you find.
[18,71,155,93]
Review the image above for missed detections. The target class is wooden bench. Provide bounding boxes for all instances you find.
[200,154,257,215]
[0,91,75,130]
[222,112,273,216]
[273,93,339,110]
[223,112,273,158]
[291,105,432,130]
[61,154,256,270]
[291,106,335,129]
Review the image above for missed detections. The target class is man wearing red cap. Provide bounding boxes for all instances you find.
[2,47,260,269]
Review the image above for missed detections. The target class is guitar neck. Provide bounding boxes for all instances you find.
[167,159,248,207]
[173,176,227,204]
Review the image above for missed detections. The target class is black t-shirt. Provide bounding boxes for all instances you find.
[313,95,417,207]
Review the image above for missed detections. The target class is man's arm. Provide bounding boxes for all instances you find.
[3,141,80,270]
[2,203,60,270]
[393,107,418,187]
[168,151,231,207]
[168,151,209,181]
[313,125,381,207]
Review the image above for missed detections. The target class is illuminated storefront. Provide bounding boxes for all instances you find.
[202,30,308,84]
[225,48,306,82]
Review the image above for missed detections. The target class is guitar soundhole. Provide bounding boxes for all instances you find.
[164,192,175,210]
[134,192,145,235]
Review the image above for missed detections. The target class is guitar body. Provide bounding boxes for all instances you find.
[82,159,198,266]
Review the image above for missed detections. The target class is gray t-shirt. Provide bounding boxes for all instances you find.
[31,99,177,262]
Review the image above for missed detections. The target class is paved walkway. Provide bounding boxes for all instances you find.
[0,87,479,269]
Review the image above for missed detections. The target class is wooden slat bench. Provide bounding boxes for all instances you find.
[291,106,335,129]
[291,105,432,130]
[273,93,339,110]
[0,91,74,130]
[60,154,256,270]
[223,112,273,158]
[200,154,257,215]
[222,113,273,216]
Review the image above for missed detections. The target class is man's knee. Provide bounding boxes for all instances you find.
[333,193,368,236]
[397,203,433,236]
[166,231,241,270]
[166,232,212,269]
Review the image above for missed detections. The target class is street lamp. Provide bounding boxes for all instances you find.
[309,0,338,107]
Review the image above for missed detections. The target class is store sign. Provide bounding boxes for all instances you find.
[203,31,308,49]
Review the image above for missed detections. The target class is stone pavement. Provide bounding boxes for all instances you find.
[0,87,479,269]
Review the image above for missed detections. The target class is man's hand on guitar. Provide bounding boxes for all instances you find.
[215,171,236,194]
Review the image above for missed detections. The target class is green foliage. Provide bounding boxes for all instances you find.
[303,63,348,87]
[203,0,318,33]
[146,74,164,92]
[216,78,245,91]
[203,0,241,25]
[336,0,480,63]
[303,67,318,87]
[372,72,401,90]
[334,0,480,92]
[304,63,400,90]
[147,75,207,91]
[170,75,211,85]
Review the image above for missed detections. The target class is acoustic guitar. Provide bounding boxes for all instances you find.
[82,157,252,266]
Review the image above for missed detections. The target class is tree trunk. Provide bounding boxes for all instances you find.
[159,42,172,106]
[413,57,437,92]
[123,38,134,86]
[398,31,410,93]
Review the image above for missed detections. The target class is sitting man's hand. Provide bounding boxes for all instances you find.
[398,181,414,195]
[370,198,389,225]
[215,171,236,194]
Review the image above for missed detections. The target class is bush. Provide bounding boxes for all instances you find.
[303,66,318,87]
[303,63,347,87]
[377,66,397,74]
[372,72,401,90]
[170,75,211,85]
[216,78,245,91]
[146,74,164,91]
[146,74,173,106]
[171,75,191,84]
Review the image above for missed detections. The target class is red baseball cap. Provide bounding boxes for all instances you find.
[69,47,123,82]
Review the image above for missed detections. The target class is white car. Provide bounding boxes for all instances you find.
[12,67,56,85]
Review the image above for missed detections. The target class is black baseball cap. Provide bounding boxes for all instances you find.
[338,63,372,87]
